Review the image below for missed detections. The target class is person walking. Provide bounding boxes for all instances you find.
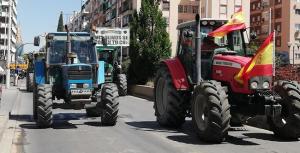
[14,66,21,86]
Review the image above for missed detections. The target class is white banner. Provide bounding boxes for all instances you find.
[94,28,130,47]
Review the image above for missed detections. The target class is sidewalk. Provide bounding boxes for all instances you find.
[0,85,19,147]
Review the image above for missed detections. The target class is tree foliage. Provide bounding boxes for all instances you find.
[128,0,171,84]
[57,11,64,32]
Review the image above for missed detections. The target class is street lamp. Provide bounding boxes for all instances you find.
[14,43,33,86]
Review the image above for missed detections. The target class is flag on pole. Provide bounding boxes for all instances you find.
[208,7,246,38]
[234,32,274,84]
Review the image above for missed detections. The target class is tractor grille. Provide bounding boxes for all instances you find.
[67,65,92,80]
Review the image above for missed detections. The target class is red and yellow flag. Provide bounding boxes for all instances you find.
[234,32,274,84]
[208,8,246,38]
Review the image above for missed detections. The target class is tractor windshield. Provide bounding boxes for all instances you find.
[179,25,247,58]
[48,40,97,64]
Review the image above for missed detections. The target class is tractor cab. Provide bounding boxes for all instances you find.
[177,19,248,81]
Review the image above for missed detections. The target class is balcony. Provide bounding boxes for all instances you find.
[1,12,8,17]
[11,35,16,44]
[12,5,17,15]
[12,26,17,34]
[0,45,7,50]
[0,23,8,28]
[12,15,17,24]
[1,1,9,6]
[0,34,8,39]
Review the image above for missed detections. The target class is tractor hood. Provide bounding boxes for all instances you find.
[214,55,251,67]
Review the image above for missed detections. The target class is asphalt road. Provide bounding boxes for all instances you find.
[0,82,300,153]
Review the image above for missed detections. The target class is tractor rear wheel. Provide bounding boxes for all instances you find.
[192,81,231,143]
[116,74,127,96]
[154,66,186,128]
[267,81,300,139]
[36,84,53,128]
[101,83,119,126]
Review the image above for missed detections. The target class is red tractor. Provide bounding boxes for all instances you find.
[154,16,300,142]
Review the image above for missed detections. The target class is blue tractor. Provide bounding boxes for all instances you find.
[33,27,119,128]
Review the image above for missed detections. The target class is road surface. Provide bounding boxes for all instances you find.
[0,82,299,153]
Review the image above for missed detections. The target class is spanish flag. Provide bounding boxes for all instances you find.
[234,32,274,84]
[208,8,246,38]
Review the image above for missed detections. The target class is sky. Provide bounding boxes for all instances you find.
[18,0,82,52]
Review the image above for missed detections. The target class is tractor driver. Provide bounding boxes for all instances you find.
[181,30,194,81]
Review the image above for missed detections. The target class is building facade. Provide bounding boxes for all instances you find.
[178,0,200,24]
[250,0,300,64]
[200,0,250,28]
[0,0,18,66]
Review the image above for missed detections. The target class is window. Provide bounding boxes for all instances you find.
[275,0,282,5]
[275,22,281,32]
[162,1,170,11]
[178,5,183,13]
[276,36,281,47]
[295,24,300,31]
[262,11,270,21]
[192,6,198,14]
[164,17,169,25]
[296,9,300,15]
[251,3,256,10]
[220,4,227,18]
[275,8,282,18]
[184,6,188,13]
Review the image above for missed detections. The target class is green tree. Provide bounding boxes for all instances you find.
[128,0,171,84]
[57,11,64,32]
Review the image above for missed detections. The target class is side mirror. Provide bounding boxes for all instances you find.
[34,36,40,46]
[250,32,257,40]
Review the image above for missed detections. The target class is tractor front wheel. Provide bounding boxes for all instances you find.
[116,74,127,96]
[192,81,231,143]
[154,66,186,128]
[36,84,53,128]
[267,81,300,139]
[101,83,119,126]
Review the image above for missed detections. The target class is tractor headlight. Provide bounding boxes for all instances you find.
[70,84,77,89]
[250,82,258,89]
[83,83,89,88]
[263,81,270,89]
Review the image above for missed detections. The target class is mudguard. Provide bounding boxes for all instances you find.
[163,57,189,90]
[97,61,105,85]
[34,61,45,85]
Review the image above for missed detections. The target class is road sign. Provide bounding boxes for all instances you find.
[94,28,130,47]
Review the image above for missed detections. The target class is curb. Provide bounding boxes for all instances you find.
[129,85,154,101]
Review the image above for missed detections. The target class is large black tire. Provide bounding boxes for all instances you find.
[101,83,119,126]
[154,66,186,128]
[36,84,53,128]
[116,74,127,96]
[192,81,231,143]
[267,81,300,139]
[26,73,34,92]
